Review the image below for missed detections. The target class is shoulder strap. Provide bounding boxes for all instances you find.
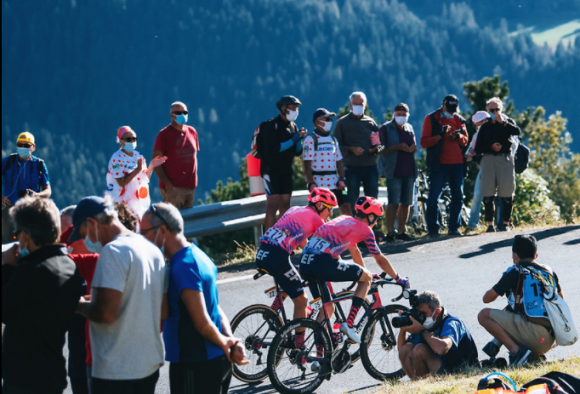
[37,158,45,189]
[2,153,18,178]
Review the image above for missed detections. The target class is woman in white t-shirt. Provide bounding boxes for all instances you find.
[106,126,167,218]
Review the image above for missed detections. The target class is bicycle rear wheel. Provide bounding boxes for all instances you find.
[230,304,284,383]
[360,305,407,381]
[267,318,332,394]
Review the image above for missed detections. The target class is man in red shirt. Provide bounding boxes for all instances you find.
[152,101,200,209]
[420,95,468,237]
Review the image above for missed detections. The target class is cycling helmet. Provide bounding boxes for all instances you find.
[276,95,302,110]
[309,188,338,207]
[355,196,384,220]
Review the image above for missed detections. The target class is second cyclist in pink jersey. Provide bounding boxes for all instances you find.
[301,196,410,343]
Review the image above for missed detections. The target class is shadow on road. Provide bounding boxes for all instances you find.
[564,238,580,245]
[459,225,580,259]
[229,382,274,394]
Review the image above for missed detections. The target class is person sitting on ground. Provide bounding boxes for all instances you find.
[106,126,166,218]
[398,291,478,379]
[257,188,337,349]
[478,234,563,367]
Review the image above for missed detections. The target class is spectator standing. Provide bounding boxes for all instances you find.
[140,203,248,394]
[377,103,418,242]
[74,196,166,394]
[474,97,521,232]
[479,235,563,366]
[420,95,469,236]
[260,95,307,229]
[303,108,351,215]
[152,102,200,209]
[333,92,380,210]
[2,132,51,243]
[2,197,83,394]
[106,126,166,218]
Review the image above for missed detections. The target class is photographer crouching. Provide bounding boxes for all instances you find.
[396,291,478,379]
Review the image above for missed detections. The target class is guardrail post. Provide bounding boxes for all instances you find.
[254,225,262,248]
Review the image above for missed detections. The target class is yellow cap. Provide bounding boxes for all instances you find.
[16,132,35,145]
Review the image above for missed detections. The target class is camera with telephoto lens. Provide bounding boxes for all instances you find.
[17,190,33,198]
[392,289,426,328]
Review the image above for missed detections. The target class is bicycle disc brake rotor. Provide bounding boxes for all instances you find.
[381,333,396,351]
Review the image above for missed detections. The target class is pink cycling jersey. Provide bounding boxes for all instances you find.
[260,206,325,254]
[303,215,380,259]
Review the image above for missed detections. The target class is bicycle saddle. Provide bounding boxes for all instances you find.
[253,268,269,280]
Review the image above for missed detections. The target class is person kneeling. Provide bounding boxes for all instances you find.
[398,291,478,379]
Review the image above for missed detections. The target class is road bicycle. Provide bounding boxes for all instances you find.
[266,274,413,394]
[230,268,369,383]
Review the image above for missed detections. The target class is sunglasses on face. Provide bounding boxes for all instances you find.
[16,143,32,148]
[322,203,333,212]
[489,108,501,113]
[121,137,138,142]
[321,118,332,122]
[172,111,188,115]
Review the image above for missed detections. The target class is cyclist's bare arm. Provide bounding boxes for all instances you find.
[373,254,398,279]
[348,246,365,268]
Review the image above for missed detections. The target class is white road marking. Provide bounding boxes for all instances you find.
[216,274,254,285]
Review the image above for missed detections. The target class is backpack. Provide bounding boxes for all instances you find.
[514,142,530,174]
[250,119,276,159]
[2,153,45,192]
[304,130,338,153]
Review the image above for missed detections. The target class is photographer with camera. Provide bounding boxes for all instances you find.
[397,291,478,379]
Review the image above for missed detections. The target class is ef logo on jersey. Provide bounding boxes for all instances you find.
[301,254,315,265]
[256,250,270,260]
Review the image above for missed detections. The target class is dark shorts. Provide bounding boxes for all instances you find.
[299,253,364,300]
[92,369,159,394]
[256,243,304,299]
[263,173,293,196]
[386,177,414,206]
[330,189,350,207]
[169,355,232,394]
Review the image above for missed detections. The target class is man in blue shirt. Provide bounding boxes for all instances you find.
[398,291,478,379]
[140,203,248,394]
[2,132,51,243]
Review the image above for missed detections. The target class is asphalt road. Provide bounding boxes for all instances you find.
[65,225,580,394]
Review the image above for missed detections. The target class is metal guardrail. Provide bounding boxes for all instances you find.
[182,187,388,246]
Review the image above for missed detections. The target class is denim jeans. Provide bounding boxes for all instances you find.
[426,164,464,233]
[468,170,503,229]
[345,165,379,212]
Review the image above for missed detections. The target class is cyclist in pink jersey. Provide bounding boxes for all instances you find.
[301,196,410,343]
[255,188,337,348]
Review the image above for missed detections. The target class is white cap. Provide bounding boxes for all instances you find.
[472,111,490,123]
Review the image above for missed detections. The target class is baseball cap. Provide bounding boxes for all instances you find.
[443,94,459,112]
[68,196,114,243]
[472,111,491,123]
[394,103,410,113]
[312,108,336,122]
[17,132,35,145]
[117,126,133,140]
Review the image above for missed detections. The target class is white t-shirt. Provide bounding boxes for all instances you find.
[105,149,150,217]
[302,133,343,189]
[90,233,167,380]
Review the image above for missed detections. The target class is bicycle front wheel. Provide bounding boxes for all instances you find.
[360,305,407,381]
[332,290,371,363]
[230,304,284,383]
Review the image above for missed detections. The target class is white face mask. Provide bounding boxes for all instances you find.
[321,121,332,132]
[286,109,298,122]
[422,309,438,330]
[395,116,409,126]
[84,223,103,254]
[352,105,364,116]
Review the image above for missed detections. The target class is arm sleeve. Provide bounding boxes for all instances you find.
[278,133,300,153]
[2,264,33,324]
[364,228,381,256]
[91,246,129,292]
[153,132,166,154]
[420,116,439,149]
[302,136,314,161]
[295,137,304,155]
[333,120,349,159]
[504,119,521,136]
[457,125,469,147]
[440,319,463,348]
[40,162,50,186]
[174,262,202,293]
[492,269,519,296]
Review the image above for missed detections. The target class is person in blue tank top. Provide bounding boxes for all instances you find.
[479,234,564,367]
[140,203,249,394]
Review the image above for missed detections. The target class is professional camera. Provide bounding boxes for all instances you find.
[17,190,32,198]
[392,289,426,328]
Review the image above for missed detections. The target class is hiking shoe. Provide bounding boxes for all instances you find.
[386,233,396,243]
[497,224,510,232]
[482,341,501,358]
[486,225,496,233]
[448,230,463,237]
[311,361,320,372]
[339,323,361,344]
[465,227,477,235]
[396,233,413,242]
[509,345,532,367]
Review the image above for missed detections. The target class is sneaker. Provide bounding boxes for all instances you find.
[509,345,532,367]
[482,341,500,358]
[339,323,361,344]
[497,224,510,232]
[311,361,320,372]
[486,225,496,233]
[464,227,477,235]
[386,233,396,243]
[448,230,463,237]
[396,233,413,242]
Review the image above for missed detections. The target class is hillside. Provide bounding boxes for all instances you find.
[2,0,579,208]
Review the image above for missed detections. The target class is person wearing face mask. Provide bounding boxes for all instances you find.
[106,126,166,218]
[303,108,351,215]
[420,95,469,237]
[260,95,307,229]
[140,203,249,394]
[71,195,167,394]
[152,101,200,210]
[397,291,478,380]
[2,197,84,394]
[475,97,521,232]
[377,103,418,243]
[2,132,51,243]
[333,92,381,212]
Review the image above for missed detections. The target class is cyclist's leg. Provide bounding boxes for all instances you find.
[347,268,371,328]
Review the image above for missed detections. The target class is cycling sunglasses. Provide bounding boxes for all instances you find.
[121,137,138,142]
[172,111,188,115]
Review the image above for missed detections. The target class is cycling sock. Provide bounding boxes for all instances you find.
[483,197,495,223]
[295,331,305,349]
[270,294,286,311]
[316,343,324,357]
[346,297,364,328]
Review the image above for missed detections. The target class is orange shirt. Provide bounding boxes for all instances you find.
[420,110,468,165]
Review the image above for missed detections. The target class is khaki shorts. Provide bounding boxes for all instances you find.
[489,309,554,355]
[160,187,196,209]
[479,154,515,197]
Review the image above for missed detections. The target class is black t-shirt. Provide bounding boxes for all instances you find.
[475,118,520,154]
[260,114,301,176]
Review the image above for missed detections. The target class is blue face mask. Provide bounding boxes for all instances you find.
[17,147,31,159]
[84,234,103,254]
[443,111,454,119]
[18,244,30,258]
[175,114,188,125]
[123,142,137,153]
